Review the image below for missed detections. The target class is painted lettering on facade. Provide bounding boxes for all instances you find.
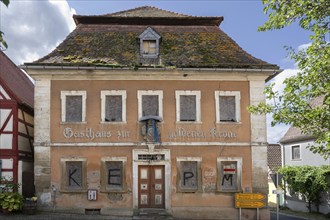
[66,161,82,190]
[63,127,130,140]
[220,162,238,190]
[169,127,237,139]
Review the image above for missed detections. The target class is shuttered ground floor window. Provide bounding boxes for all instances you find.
[101,157,127,192]
[61,158,87,192]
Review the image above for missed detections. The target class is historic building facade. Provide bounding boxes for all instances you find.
[24,6,279,219]
[0,51,35,197]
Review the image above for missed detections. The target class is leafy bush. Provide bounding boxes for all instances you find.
[0,192,23,212]
[279,165,330,213]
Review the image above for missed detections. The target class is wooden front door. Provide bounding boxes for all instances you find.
[138,165,165,208]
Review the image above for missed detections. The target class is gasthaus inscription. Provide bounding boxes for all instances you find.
[63,127,130,140]
[169,127,237,139]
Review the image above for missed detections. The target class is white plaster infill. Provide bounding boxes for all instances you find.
[132,148,171,210]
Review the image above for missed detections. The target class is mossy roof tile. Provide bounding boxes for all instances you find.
[32,6,278,70]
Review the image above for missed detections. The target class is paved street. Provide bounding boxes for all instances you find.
[271,212,308,220]
[0,210,312,220]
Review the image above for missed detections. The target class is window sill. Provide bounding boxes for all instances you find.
[60,189,88,193]
[291,159,302,161]
[100,121,127,125]
[141,54,158,59]
[60,122,87,125]
[100,189,127,193]
[177,190,199,193]
[216,121,242,125]
[217,189,240,193]
[176,121,202,124]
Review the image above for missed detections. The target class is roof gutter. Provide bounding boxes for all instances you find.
[20,64,280,73]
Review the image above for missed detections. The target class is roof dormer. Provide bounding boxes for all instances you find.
[139,27,161,59]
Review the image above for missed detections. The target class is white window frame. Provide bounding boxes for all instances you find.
[137,90,163,120]
[176,157,202,192]
[217,157,242,192]
[215,91,241,123]
[175,90,201,123]
[100,90,126,123]
[61,91,87,123]
[291,145,301,160]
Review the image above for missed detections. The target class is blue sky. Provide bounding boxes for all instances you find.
[1,0,311,142]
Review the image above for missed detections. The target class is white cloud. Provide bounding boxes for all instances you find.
[268,68,299,94]
[266,69,299,143]
[0,0,76,65]
[298,42,311,51]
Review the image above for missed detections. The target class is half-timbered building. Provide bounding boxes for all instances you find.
[0,51,34,197]
[24,6,279,219]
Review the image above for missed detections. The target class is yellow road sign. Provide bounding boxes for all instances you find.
[235,201,266,209]
[235,193,265,201]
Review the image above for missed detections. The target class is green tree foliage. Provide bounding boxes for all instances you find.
[0,0,10,49]
[279,165,330,213]
[249,0,330,157]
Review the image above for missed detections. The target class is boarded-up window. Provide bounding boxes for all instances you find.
[106,161,123,190]
[219,96,236,122]
[142,95,159,117]
[292,145,300,160]
[66,96,82,122]
[180,95,196,121]
[142,40,156,54]
[66,161,82,190]
[105,95,122,122]
[179,161,198,191]
[219,161,238,191]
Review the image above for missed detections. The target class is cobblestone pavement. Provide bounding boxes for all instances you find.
[0,212,132,220]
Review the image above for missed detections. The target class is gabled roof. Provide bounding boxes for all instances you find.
[27,6,278,70]
[104,6,190,18]
[279,126,314,144]
[73,6,223,26]
[0,51,34,109]
[267,144,282,172]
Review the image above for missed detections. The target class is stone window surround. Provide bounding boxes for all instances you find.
[176,157,202,193]
[291,145,301,160]
[175,90,201,123]
[100,157,127,193]
[137,90,163,120]
[217,157,242,192]
[215,91,241,123]
[60,157,87,193]
[60,90,87,123]
[100,90,127,123]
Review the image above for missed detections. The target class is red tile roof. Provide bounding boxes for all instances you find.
[267,144,282,172]
[0,51,34,108]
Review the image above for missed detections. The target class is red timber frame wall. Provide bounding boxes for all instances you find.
[0,82,34,188]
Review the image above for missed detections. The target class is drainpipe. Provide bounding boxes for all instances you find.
[52,185,57,211]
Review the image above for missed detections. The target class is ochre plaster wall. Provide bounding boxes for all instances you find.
[50,80,250,143]
[51,145,252,209]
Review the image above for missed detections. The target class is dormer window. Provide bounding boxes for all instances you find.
[139,27,161,58]
[142,40,157,55]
